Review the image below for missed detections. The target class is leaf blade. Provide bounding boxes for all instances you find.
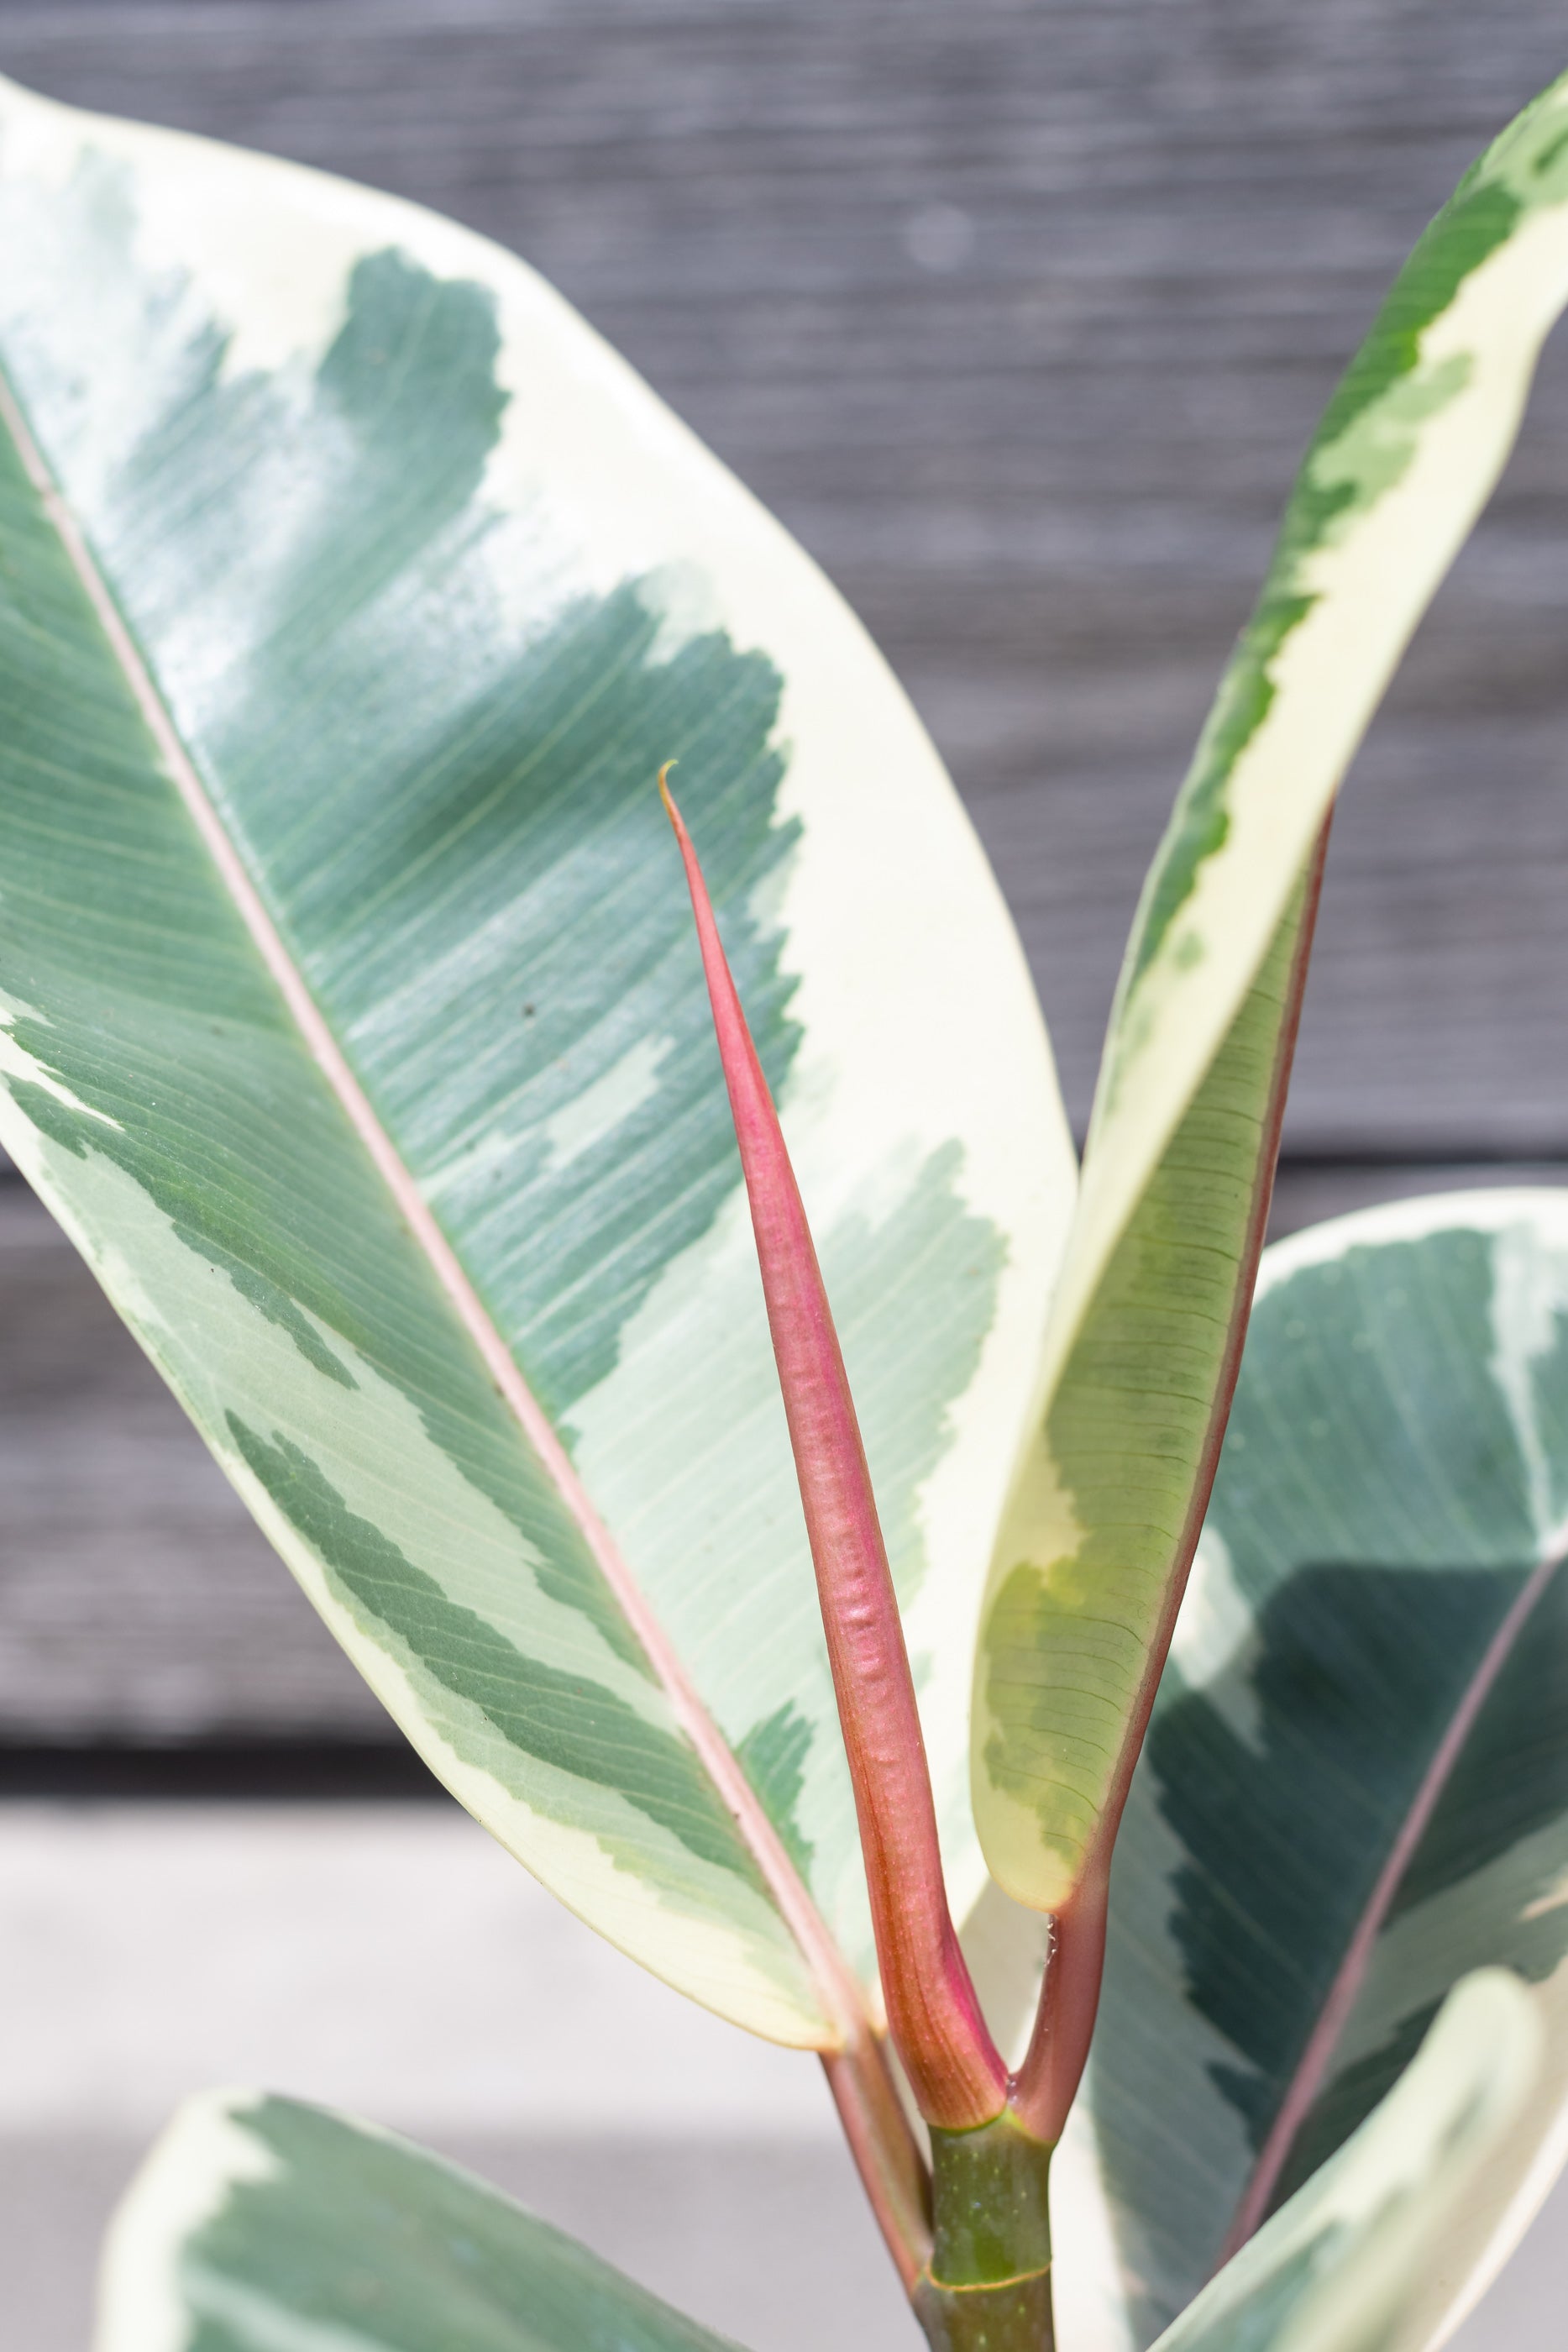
[96,2088,750,2352]
[973,69,1568,1933]
[1058,1191,1568,2349]
[1072,76,1568,1351]
[974,859,1319,1921]
[1143,1971,1541,2352]
[0,71,1076,2044]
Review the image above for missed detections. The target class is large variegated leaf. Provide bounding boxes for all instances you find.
[96,2087,746,2352]
[1144,1971,1540,2352]
[0,73,1075,2045]
[973,71,1568,1918]
[1054,1194,1568,2352]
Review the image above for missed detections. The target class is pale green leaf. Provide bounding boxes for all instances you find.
[1054,1194,1568,2352]
[973,71,1568,1916]
[973,865,1314,1914]
[95,2087,746,2352]
[0,72,1075,2044]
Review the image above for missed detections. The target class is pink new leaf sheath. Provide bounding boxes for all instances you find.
[661,769,1005,2131]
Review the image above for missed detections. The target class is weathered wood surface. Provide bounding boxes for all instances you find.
[0,0,1565,1743]
[0,1191,390,1743]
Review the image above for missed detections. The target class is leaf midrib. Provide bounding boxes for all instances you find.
[1219,1529,1567,2260]
[0,350,868,2051]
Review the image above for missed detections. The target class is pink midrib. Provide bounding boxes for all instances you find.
[1220,1533,1565,2258]
[0,364,867,2052]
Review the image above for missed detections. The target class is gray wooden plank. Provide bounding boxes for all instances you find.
[0,0,1561,1139]
[0,1190,388,1740]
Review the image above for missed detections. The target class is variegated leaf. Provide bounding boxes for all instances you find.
[95,1977,1541,2352]
[95,2087,746,2352]
[0,73,1075,2046]
[973,70,1568,1920]
[1141,1971,1540,2352]
[1055,1194,1568,2352]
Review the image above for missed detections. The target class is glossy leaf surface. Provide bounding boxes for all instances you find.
[1053,1194,1568,2352]
[973,71,1568,1922]
[0,73,1075,2044]
[1144,1971,1540,2352]
[96,2088,747,2352]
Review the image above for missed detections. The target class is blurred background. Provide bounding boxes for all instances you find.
[0,3,1565,2346]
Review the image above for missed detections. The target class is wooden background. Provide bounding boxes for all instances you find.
[0,0,1565,1764]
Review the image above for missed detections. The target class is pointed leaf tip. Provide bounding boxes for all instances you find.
[663,781,1007,2132]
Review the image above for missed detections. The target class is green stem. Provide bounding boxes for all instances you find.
[915,2110,1055,2352]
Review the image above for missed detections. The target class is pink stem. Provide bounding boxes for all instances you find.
[1012,1872,1111,2147]
[821,2041,934,2292]
[663,769,1006,2132]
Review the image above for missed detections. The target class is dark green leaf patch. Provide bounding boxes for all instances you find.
[1150,1562,1534,2153]
[181,2094,741,2352]
[1088,1210,1568,2324]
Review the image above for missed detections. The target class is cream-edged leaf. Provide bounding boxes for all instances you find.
[0,71,1074,2049]
[1057,1194,1568,2351]
[973,70,1568,1923]
[96,2087,747,2352]
[1141,1971,1540,2352]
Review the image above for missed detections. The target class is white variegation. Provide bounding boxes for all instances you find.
[97,2088,280,2352]
[97,2089,744,2352]
[1053,91,1568,1386]
[972,67,1568,1927]
[1057,1194,1568,2351]
[0,70,1075,2043]
[1147,1972,1540,2352]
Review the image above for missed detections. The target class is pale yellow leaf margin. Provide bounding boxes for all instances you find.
[973,69,1568,1918]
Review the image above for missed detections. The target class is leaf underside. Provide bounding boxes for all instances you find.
[975,869,1312,1912]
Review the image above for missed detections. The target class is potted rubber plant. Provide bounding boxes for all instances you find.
[0,54,1563,2352]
